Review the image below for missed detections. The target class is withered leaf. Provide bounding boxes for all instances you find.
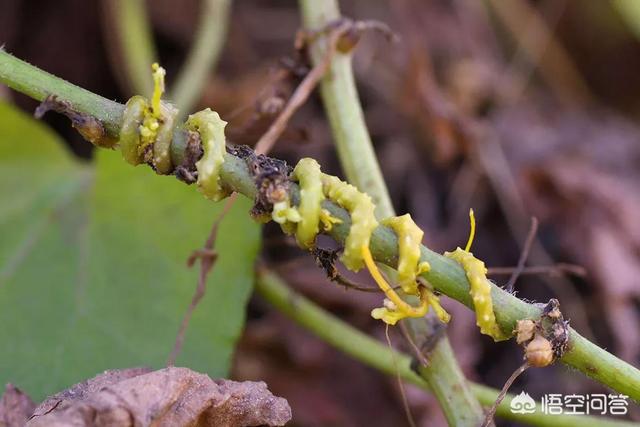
[0,384,36,427]
[27,367,291,427]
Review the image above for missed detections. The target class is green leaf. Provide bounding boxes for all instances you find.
[0,102,260,400]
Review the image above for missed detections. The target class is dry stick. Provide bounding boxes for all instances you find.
[488,263,587,278]
[399,321,430,367]
[311,246,403,293]
[385,325,418,427]
[481,362,530,427]
[252,21,351,155]
[167,192,238,366]
[505,216,538,293]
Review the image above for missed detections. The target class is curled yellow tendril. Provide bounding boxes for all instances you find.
[118,63,175,174]
[363,244,428,325]
[291,158,325,248]
[444,209,510,341]
[120,95,148,166]
[185,108,229,201]
[381,215,430,295]
[321,175,378,271]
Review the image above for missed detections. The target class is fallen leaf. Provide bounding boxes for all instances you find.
[27,367,291,427]
[0,384,35,427]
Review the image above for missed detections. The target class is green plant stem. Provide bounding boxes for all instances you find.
[169,0,231,115]
[298,0,393,217]
[112,0,157,95]
[1,48,639,401]
[298,1,484,425]
[255,270,637,427]
[0,49,124,136]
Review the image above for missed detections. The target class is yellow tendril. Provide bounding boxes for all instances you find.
[424,288,451,323]
[272,199,302,225]
[363,244,429,325]
[319,209,342,232]
[120,95,148,165]
[138,63,166,154]
[444,209,510,341]
[465,208,476,252]
[184,108,229,201]
[151,63,165,118]
[381,214,428,295]
[291,158,324,248]
[152,102,177,174]
[321,175,378,271]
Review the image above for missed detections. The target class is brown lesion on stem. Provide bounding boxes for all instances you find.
[34,95,118,149]
[174,130,204,185]
[227,144,292,221]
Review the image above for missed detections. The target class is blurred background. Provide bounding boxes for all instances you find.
[2,0,640,425]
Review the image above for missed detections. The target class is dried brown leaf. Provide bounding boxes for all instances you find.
[27,367,291,427]
[0,384,36,427]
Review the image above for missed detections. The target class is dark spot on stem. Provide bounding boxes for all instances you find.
[174,130,203,185]
[228,144,292,220]
[34,95,116,148]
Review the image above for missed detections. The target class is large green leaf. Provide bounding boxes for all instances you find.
[0,102,260,400]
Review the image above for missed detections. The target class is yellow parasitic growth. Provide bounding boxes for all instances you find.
[321,174,378,271]
[138,63,166,154]
[319,209,342,231]
[184,108,230,201]
[118,64,175,174]
[291,158,325,248]
[118,65,454,329]
[151,102,177,174]
[120,95,148,165]
[381,214,430,295]
[363,244,429,325]
[424,289,451,323]
[272,199,302,226]
[444,210,510,341]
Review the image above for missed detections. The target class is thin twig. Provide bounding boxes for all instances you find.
[253,20,351,155]
[481,362,529,427]
[312,246,401,293]
[385,325,417,427]
[167,192,238,366]
[399,320,430,367]
[505,217,538,292]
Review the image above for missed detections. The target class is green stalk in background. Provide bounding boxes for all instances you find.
[169,0,231,115]
[111,0,157,95]
[298,0,393,218]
